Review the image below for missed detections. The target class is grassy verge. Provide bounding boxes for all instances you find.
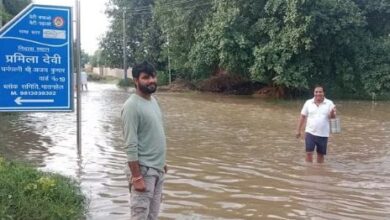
[0,157,86,220]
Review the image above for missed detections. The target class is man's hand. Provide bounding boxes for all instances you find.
[164,164,168,174]
[296,115,306,139]
[132,176,146,192]
[128,161,145,192]
[330,106,337,118]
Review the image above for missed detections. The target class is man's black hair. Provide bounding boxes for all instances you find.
[132,61,156,79]
[313,84,325,92]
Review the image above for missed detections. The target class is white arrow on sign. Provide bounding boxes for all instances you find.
[14,97,54,105]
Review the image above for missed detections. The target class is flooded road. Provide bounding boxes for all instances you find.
[1,82,389,219]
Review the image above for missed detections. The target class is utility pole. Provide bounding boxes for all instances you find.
[167,33,171,84]
[75,0,82,153]
[122,10,127,80]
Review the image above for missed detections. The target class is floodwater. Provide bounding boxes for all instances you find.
[1,82,389,220]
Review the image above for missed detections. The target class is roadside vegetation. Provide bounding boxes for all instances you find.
[87,72,118,83]
[0,156,86,220]
[93,0,389,99]
[117,78,135,87]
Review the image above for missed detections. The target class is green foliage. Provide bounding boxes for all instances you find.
[0,7,12,26]
[86,73,117,83]
[100,0,390,98]
[251,0,368,92]
[72,41,90,69]
[99,23,123,68]
[101,0,161,68]
[90,50,102,67]
[155,0,214,79]
[2,0,30,15]
[353,0,390,37]
[0,112,20,116]
[361,37,390,96]
[87,73,104,81]
[156,70,169,86]
[80,50,90,67]
[1,0,31,26]
[251,0,313,89]
[0,157,86,220]
[117,78,134,87]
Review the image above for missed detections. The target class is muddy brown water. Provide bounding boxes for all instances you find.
[1,82,389,219]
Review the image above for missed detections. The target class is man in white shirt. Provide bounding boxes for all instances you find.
[81,71,88,91]
[296,85,336,163]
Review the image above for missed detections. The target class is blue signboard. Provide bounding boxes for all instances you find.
[0,4,72,111]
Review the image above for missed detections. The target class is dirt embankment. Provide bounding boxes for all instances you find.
[197,75,263,95]
[159,75,296,98]
[158,79,197,92]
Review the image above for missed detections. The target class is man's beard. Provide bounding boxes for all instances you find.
[139,82,157,94]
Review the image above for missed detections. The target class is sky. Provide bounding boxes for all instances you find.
[32,0,109,55]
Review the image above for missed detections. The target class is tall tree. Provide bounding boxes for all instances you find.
[251,0,368,95]
[1,0,31,26]
[189,0,267,80]
[353,0,390,96]
[98,0,389,97]
[353,0,390,37]
[155,0,213,79]
[101,0,159,68]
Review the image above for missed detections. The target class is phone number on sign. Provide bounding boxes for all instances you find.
[19,91,57,96]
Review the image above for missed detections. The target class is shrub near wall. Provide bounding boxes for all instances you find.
[0,157,86,220]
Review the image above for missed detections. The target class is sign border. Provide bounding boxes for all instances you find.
[0,4,73,112]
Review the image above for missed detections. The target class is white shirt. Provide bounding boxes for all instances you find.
[301,98,335,137]
[81,72,88,84]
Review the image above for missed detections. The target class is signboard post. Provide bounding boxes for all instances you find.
[0,4,72,112]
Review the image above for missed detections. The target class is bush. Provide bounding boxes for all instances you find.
[117,78,134,87]
[87,73,104,81]
[0,157,86,220]
[157,70,170,86]
[0,112,20,116]
[86,73,115,82]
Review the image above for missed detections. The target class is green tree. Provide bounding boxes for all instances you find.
[189,0,267,80]
[155,0,213,79]
[1,0,31,26]
[251,0,368,95]
[98,0,390,97]
[353,0,390,37]
[80,50,90,68]
[72,40,90,69]
[353,0,390,97]
[360,37,390,96]
[101,0,159,68]
[90,50,103,67]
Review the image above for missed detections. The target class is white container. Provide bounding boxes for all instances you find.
[330,117,341,133]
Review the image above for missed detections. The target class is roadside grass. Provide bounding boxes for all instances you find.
[0,157,86,220]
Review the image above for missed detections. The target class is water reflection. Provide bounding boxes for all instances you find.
[0,82,389,219]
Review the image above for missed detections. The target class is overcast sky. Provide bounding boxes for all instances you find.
[32,0,109,55]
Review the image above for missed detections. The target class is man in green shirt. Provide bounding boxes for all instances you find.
[121,61,167,219]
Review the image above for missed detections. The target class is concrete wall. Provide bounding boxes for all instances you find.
[91,66,132,79]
